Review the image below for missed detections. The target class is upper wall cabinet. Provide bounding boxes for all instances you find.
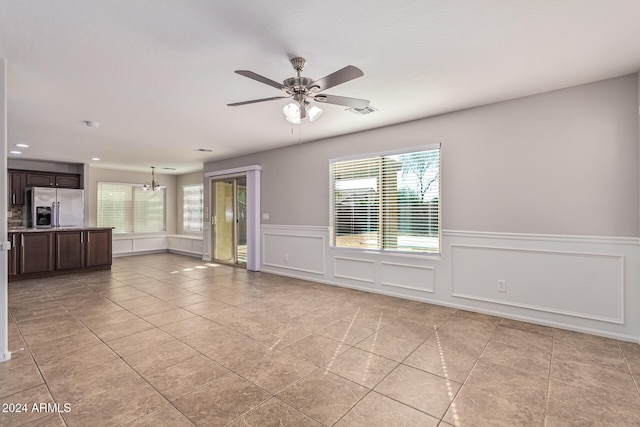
[24,171,81,189]
[25,172,54,187]
[9,169,82,206]
[9,170,26,206]
[54,174,81,188]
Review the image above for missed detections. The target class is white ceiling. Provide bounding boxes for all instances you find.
[1,1,640,174]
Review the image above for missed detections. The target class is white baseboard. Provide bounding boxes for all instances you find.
[113,249,167,258]
[112,234,203,258]
[168,249,203,258]
[261,266,639,344]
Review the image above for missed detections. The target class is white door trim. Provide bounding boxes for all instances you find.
[206,165,261,271]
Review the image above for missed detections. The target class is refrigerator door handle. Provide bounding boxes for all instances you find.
[51,202,57,228]
[57,201,61,227]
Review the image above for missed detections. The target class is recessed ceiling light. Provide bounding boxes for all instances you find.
[194,148,213,152]
[91,157,101,161]
[9,150,22,155]
[83,120,100,128]
[162,167,176,170]
[15,143,29,148]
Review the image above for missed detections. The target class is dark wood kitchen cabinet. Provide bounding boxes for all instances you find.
[7,233,18,276]
[7,228,112,281]
[55,174,81,188]
[56,230,85,270]
[8,169,82,207]
[86,229,112,267]
[9,170,26,206]
[25,172,54,187]
[19,231,55,275]
[26,171,81,189]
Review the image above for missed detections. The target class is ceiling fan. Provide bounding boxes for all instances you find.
[227,57,369,123]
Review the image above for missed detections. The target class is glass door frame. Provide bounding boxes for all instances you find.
[204,165,261,271]
[211,176,246,266]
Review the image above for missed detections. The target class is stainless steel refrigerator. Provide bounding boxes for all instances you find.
[25,187,85,228]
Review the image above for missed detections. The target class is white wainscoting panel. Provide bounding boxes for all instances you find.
[168,235,204,257]
[134,237,167,253]
[112,234,168,257]
[334,257,376,283]
[263,229,325,275]
[260,225,640,342]
[380,262,435,293]
[112,238,133,255]
[450,244,624,323]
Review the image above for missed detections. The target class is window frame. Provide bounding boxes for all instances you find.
[182,184,204,234]
[329,144,441,256]
[97,181,167,234]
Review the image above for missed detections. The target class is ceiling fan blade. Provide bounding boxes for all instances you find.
[313,65,364,91]
[227,96,288,106]
[314,94,369,109]
[235,70,285,90]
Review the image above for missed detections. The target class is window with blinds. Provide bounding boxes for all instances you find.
[97,182,166,233]
[183,184,203,233]
[330,145,440,254]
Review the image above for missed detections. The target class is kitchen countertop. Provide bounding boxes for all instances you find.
[8,226,114,232]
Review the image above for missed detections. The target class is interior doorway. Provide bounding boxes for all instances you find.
[211,176,247,266]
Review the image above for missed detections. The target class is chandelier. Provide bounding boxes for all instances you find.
[142,166,162,192]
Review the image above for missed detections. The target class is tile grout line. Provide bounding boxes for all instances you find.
[9,254,640,425]
[7,291,71,427]
[619,342,640,398]
[543,329,556,427]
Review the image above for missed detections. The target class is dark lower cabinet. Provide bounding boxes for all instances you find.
[20,232,55,275]
[56,230,85,270]
[8,233,18,276]
[86,229,112,267]
[8,228,112,281]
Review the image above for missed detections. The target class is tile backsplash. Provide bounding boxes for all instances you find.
[8,206,24,227]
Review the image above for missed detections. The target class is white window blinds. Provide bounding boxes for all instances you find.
[330,146,440,254]
[98,182,166,233]
[183,184,203,233]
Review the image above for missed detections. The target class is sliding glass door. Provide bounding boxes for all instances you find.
[211,177,247,266]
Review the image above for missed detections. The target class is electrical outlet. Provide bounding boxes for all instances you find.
[284,253,289,262]
[496,280,506,292]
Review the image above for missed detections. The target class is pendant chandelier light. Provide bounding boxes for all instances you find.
[142,166,162,192]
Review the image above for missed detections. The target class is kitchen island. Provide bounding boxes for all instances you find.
[7,227,112,281]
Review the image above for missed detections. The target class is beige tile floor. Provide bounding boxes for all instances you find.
[1,253,640,426]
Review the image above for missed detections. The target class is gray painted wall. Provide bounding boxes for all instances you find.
[205,74,639,238]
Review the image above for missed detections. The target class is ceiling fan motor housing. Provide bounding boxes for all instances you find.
[283,76,315,92]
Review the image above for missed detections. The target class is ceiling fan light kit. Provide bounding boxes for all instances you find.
[283,102,302,124]
[228,57,369,124]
